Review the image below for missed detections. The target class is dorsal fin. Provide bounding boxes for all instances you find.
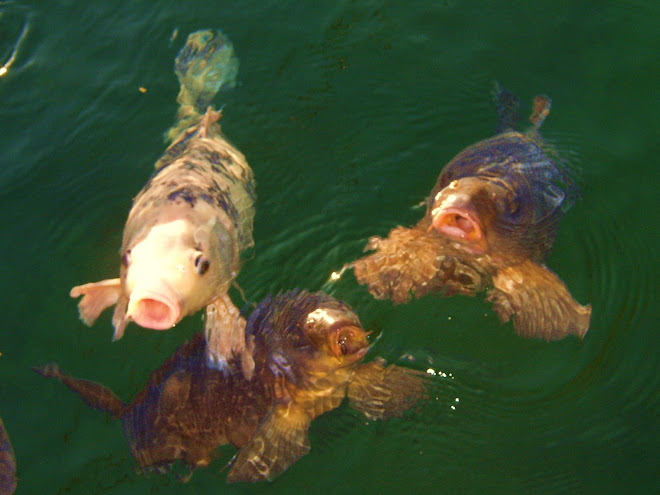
[199,106,222,138]
[529,95,551,129]
[493,82,521,133]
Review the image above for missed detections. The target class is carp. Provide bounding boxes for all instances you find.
[36,290,429,483]
[351,85,591,340]
[70,30,256,371]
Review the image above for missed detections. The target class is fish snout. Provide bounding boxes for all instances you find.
[126,287,182,330]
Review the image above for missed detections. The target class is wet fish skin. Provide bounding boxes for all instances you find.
[69,30,255,369]
[352,86,591,341]
[0,416,16,495]
[36,290,429,483]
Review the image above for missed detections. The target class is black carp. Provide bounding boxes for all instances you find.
[37,290,429,482]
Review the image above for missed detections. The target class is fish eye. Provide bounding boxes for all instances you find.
[121,250,131,267]
[337,334,348,355]
[194,254,210,275]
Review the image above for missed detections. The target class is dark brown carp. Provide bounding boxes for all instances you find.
[36,290,428,483]
[70,30,256,370]
[352,86,591,340]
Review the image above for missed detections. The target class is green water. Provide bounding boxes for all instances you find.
[1,1,658,494]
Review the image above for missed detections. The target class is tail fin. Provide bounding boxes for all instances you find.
[33,363,125,418]
[166,29,239,141]
[529,95,551,129]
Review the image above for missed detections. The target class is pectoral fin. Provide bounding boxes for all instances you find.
[487,260,591,340]
[348,358,429,421]
[110,296,129,341]
[205,293,253,379]
[352,226,452,304]
[226,402,311,483]
[70,278,122,327]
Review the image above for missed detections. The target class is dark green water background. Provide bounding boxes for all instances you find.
[1,1,658,494]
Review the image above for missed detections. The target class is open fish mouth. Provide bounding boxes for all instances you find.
[126,288,182,330]
[330,324,371,364]
[432,207,487,254]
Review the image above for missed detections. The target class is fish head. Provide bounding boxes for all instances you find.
[121,215,233,331]
[251,292,372,383]
[429,176,515,255]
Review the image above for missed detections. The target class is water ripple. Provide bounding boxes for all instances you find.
[0,1,33,78]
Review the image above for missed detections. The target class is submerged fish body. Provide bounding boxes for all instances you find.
[0,416,16,495]
[70,30,255,367]
[353,87,591,341]
[36,290,428,483]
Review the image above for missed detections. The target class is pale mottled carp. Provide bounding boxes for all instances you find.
[0,416,16,495]
[70,30,256,370]
[352,86,591,340]
[36,290,429,483]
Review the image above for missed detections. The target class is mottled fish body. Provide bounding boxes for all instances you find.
[353,86,591,341]
[37,291,428,483]
[70,30,255,368]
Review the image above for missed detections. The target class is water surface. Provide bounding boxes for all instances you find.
[0,1,658,494]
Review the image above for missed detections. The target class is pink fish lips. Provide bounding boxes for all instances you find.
[126,287,182,332]
[431,206,487,254]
